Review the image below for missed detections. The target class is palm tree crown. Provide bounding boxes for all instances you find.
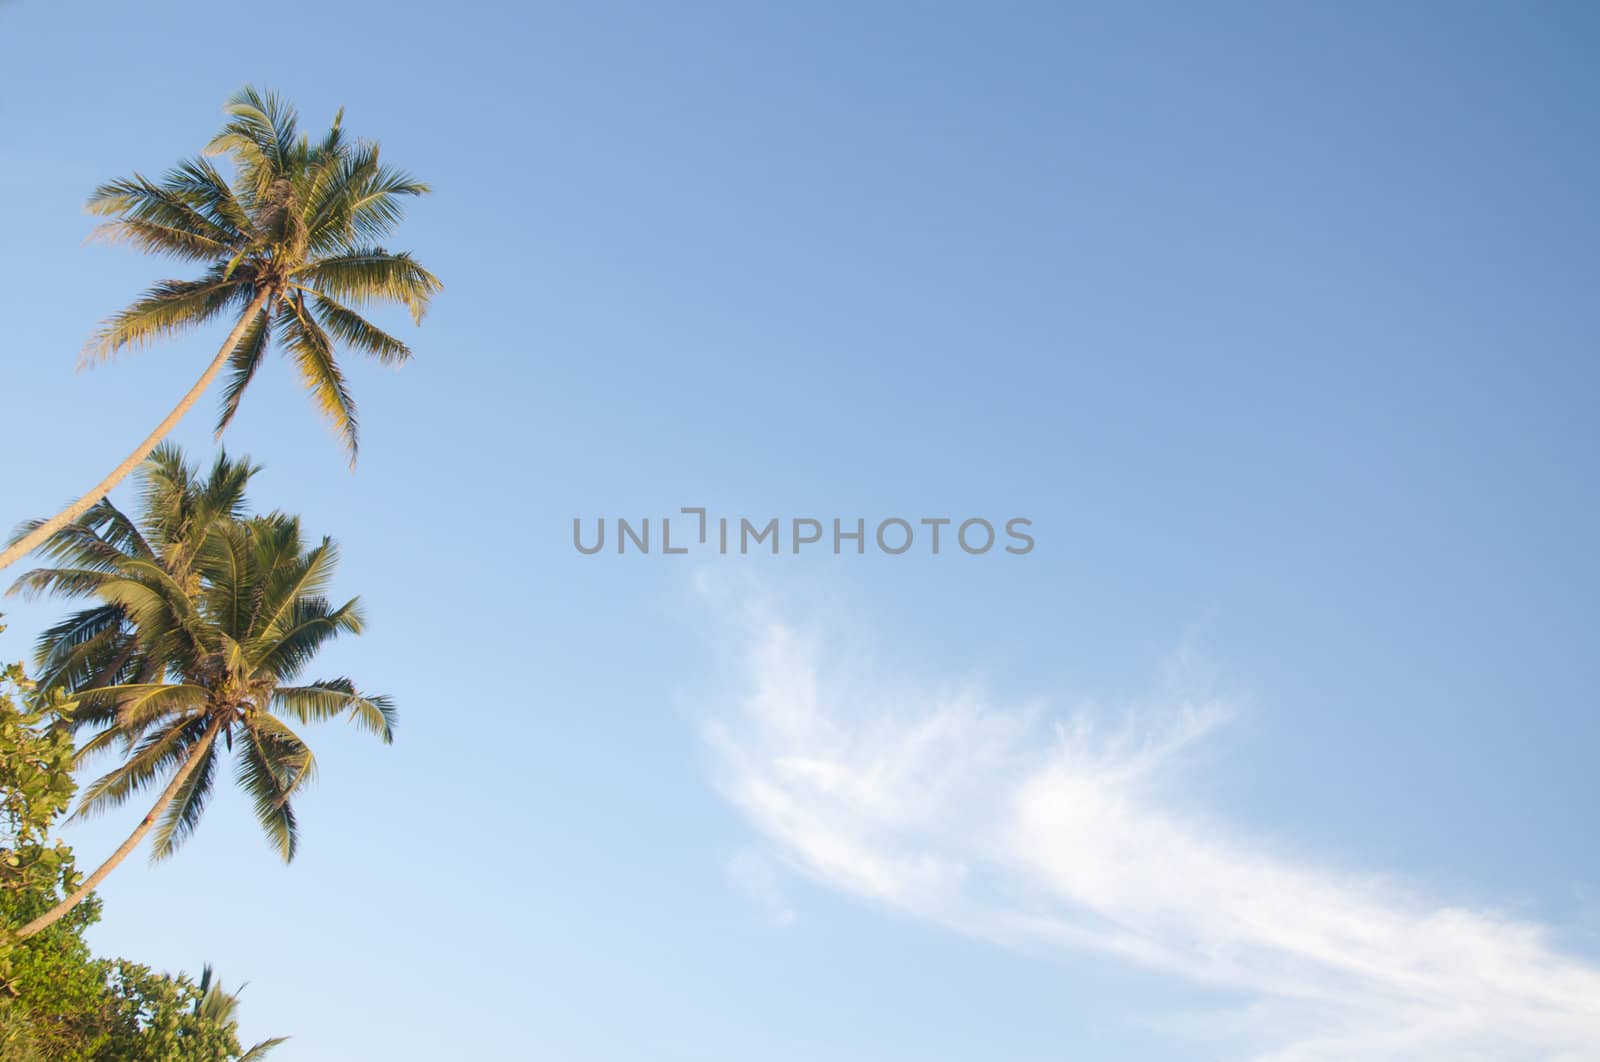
[87,86,442,458]
[7,446,394,942]
[0,87,440,576]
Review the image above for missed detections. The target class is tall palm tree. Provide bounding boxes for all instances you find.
[0,86,441,573]
[5,446,395,940]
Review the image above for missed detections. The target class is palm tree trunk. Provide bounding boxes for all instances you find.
[0,290,272,573]
[10,717,223,940]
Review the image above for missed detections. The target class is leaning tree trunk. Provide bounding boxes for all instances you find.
[10,717,223,940]
[0,290,272,573]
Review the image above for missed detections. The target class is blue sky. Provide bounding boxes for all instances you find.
[2,2,1598,1058]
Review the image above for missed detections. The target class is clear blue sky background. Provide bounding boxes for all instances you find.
[2,3,1597,1059]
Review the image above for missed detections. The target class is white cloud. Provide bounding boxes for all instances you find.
[699,604,1600,1060]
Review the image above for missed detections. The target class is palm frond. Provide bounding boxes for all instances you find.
[239,1037,290,1061]
[273,678,394,743]
[347,162,431,245]
[252,597,364,681]
[197,447,261,519]
[99,561,206,650]
[294,248,441,324]
[306,290,411,365]
[215,302,273,435]
[89,219,233,263]
[280,297,359,459]
[73,497,156,560]
[10,565,115,601]
[237,713,315,861]
[73,715,208,819]
[69,682,210,730]
[250,532,339,643]
[8,499,154,587]
[305,141,431,251]
[83,271,254,364]
[196,519,256,641]
[150,735,219,861]
[30,605,132,692]
[86,173,240,246]
[204,86,299,200]
[165,157,252,235]
[300,132,372,246]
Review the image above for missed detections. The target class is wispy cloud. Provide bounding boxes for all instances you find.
[699,597,1600,1061]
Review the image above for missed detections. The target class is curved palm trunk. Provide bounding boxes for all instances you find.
[0,290,272,573]
[10,717,223,940]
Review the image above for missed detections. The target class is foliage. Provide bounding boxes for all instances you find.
[0,643,283,1061]
[0,664,77,902]
[12,445,394,864]
[86,85,442,461]
[0,650,105,1059]
[0,85,418,1055]
[84,962,286,1062]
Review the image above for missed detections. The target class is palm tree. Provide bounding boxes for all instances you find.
[0,86,441,573]
[5,446,395,940]
[193,964,289,1060]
